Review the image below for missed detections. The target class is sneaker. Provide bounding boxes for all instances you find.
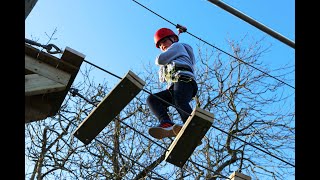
[149,120,176,139]
[172,124,183,135]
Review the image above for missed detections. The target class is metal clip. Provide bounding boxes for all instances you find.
[176,24,187,34]
[45,44,62,54]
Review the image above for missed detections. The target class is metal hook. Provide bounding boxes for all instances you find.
[45,44,62,54]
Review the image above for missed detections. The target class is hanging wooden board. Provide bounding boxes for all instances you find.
[73,70,145,145]
[165,107,214,167]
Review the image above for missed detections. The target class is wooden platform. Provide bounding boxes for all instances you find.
[73,70,145,145]
[165,107,214,167]
[25,44,84,123]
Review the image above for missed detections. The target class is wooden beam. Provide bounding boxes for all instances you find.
[165,107,214,167]
[25,96,52,123]
[73,70,145,145]
[25,44,81,74]
[25,54,71,86]
[25,74,66,96]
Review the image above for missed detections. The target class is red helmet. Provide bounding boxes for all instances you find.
[154,28,179,48]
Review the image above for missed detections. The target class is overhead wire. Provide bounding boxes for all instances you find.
[131,0,294,90]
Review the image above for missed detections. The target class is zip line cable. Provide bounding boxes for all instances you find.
[84,59,123,80]
[210,123,295,167]
[131,0,294,90]
[25,35,294,170]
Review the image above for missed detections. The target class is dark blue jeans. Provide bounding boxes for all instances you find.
[147,78,198,124]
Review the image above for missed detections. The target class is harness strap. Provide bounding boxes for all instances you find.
[175,66,193,73]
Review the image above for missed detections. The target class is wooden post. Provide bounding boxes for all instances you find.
[165,107,214,167]
[73,70,145,145]
[229,171,251,180]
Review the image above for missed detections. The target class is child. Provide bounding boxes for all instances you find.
[147,27,198,139]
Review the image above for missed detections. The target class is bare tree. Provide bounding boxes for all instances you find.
[25,35,295,180]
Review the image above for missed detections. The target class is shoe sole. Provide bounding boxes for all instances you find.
[172,124,183,135]
[148,126,176,139]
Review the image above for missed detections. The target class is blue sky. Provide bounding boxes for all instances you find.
[25,0,295,87]
[25,0,295,178]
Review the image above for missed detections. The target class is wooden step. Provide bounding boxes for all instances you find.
[73,70,145,145]
[165,107,214,167]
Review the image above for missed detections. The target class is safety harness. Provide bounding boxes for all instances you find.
[162,63,193,83]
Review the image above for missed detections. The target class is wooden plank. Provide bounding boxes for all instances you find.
[125,70,145,89]
[73,70,146,145]
[60,46,85,72]
[25,54,71,85]
[25,44,80,74]
[165,107,214,167]
[229,171,251,180]
[25,74,66,96]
